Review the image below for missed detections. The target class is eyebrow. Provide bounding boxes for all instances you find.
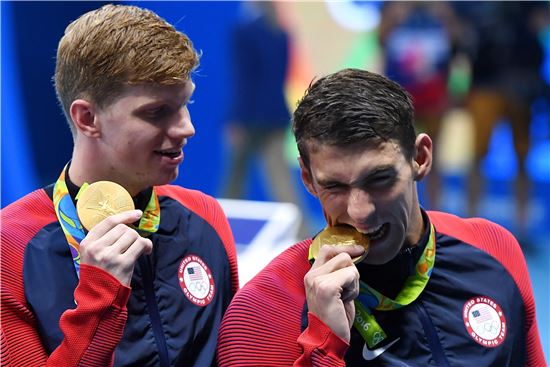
[136,88,196,110]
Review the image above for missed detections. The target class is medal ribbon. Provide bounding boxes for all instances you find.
[353,223,436,348]
[53,165,161,278]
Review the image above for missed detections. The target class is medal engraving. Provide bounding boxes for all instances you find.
[76,181,135,231]
[310,225,370,263]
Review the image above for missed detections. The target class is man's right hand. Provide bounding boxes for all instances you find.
[79,210,153,286]
[303,244,364,342]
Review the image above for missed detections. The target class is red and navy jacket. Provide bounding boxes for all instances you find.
[218,211,546,366]
[1,184,239,367]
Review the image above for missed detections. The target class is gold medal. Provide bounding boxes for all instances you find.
[310,225,370,263]
[76,181,135,231]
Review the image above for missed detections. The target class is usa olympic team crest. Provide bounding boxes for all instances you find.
[463,296,507,347]
[178,255,215,306]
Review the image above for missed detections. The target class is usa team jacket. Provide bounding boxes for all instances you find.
[1,185,239,367]
[218,211,546,366]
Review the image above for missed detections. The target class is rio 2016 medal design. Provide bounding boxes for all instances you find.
[309,225,370,264]
[76,181,135,231]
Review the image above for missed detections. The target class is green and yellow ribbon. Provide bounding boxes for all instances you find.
[53,165,161,278]
[353,223,436,348]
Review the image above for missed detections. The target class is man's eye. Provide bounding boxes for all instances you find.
[146,106,169,118]
[370,176,396,187]
[324,184,344,192]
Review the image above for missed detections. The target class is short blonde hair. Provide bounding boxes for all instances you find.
[55,4,199,134]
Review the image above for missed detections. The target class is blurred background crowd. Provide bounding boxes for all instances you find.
[2,0,549,358]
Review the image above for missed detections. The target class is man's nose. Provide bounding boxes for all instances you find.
[169,108,195,139]
[347,188,375,224]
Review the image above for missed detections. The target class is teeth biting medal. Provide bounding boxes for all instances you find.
[76,181,135,231]
[309,225,370,263]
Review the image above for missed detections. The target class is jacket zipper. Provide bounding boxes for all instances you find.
[414,301,451,367]
[140,255,170,367]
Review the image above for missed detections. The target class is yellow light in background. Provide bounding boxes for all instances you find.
[275,1,383,165]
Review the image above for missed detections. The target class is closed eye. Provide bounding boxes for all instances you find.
[322,183,347,192]
[365,175,397,188]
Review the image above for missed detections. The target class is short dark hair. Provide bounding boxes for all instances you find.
[292,68,416,168]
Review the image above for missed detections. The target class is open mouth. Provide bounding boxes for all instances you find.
[154,149,181,159]
[360,223,389,241]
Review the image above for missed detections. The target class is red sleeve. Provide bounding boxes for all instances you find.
[217,241,349,367]
[295,313,348,367]
[49,265,131,366]
[156,185,239,294]
[1,190,131,367]
[429,211,547,367]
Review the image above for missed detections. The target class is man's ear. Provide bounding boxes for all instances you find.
[413,133,433,181]
[70,99,100,138]
[298,157,318,198]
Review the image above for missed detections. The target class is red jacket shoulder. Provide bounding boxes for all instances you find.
[428,210,522,265]
[243,240,311,297]
[1,189,56,250]
[1,189,56,302]
[218,240,312,365]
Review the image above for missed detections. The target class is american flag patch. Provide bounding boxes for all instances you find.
[187,266,203,281]
[472,307,493,323]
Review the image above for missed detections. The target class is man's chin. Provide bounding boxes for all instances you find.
[156,168,179,185]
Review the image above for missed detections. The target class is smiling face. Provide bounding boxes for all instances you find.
[301,138,430,265]
[90,81,195,194]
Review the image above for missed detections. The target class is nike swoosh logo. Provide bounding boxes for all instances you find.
[362,338,400,361]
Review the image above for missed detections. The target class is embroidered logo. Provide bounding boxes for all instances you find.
[463,296,506,347]
[362,338,400,361]
[178,255,215,306]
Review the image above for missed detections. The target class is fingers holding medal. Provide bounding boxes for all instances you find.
[304,225,368,342]
[76,181,152,286]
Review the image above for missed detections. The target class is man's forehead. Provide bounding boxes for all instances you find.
[307,139,404,159]
[118,81,194,99]
[308,141,405,179]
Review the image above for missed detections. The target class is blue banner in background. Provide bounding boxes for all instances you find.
[1,1,39,207]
